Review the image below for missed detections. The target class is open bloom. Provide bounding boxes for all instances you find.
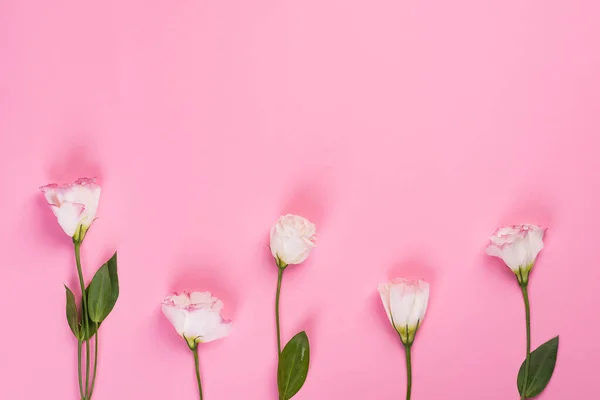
[162,291,232,348]
[40,177,101,243]
[270,214,316,267]
[485,224,546,284]
[378,278,429,346]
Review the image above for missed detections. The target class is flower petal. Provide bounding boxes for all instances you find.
[185,308,232,343]
[50,203,85,237]
[161,303,188,336]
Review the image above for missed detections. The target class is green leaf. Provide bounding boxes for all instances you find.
[106,252,119,315]
[64,285,80,339]
[277,331,310,400]
[80,289,99,340]
[517,336,559,398]
[87,264,111,322]
[81,320,99,340]
[86,252,119,323]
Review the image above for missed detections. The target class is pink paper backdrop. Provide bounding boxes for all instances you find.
[1,0,599,399]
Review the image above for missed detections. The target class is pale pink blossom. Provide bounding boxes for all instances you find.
[162,291,232,347]
[270,214,316,267]
[40,178,101,242]
[378,278,429,345]
[485,224,546,284]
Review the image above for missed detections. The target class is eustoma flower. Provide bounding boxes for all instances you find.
[40,177,101,244]
[270,214,316,267]
[485,224,545,285]
[379,278,429,400]
[486,224,558,399]
[270,214,315,400]
[162,291,232,399]
[40,178,119,400]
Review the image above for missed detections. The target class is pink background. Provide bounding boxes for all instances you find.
[1,0,599,399]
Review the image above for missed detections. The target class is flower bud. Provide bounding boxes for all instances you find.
[378,278,429,346]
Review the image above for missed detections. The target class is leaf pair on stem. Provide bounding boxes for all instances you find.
[65,251,119,400]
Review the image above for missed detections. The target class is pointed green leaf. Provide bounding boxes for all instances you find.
[517,336,559,398]
[87,252,119,323]
[64,285,80,340]
[105,252,119,316]
[277,331,310,400]
[87,263,111,323]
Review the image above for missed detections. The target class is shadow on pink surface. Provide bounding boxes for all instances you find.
[281,174,334,229]
[44,135,102,185]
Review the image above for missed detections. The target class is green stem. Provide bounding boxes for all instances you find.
[193,347,203,400]
[77,340,84,399]
[520,284,531,400]
[74,243,90,399]
[88,323,99,399]
[405,345,412,400]
[275,268,284,356]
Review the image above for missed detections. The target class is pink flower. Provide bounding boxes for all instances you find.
[162,291,232,348]
[40,178,101,242]
[485,224,546,284]
[378,278,430,346]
